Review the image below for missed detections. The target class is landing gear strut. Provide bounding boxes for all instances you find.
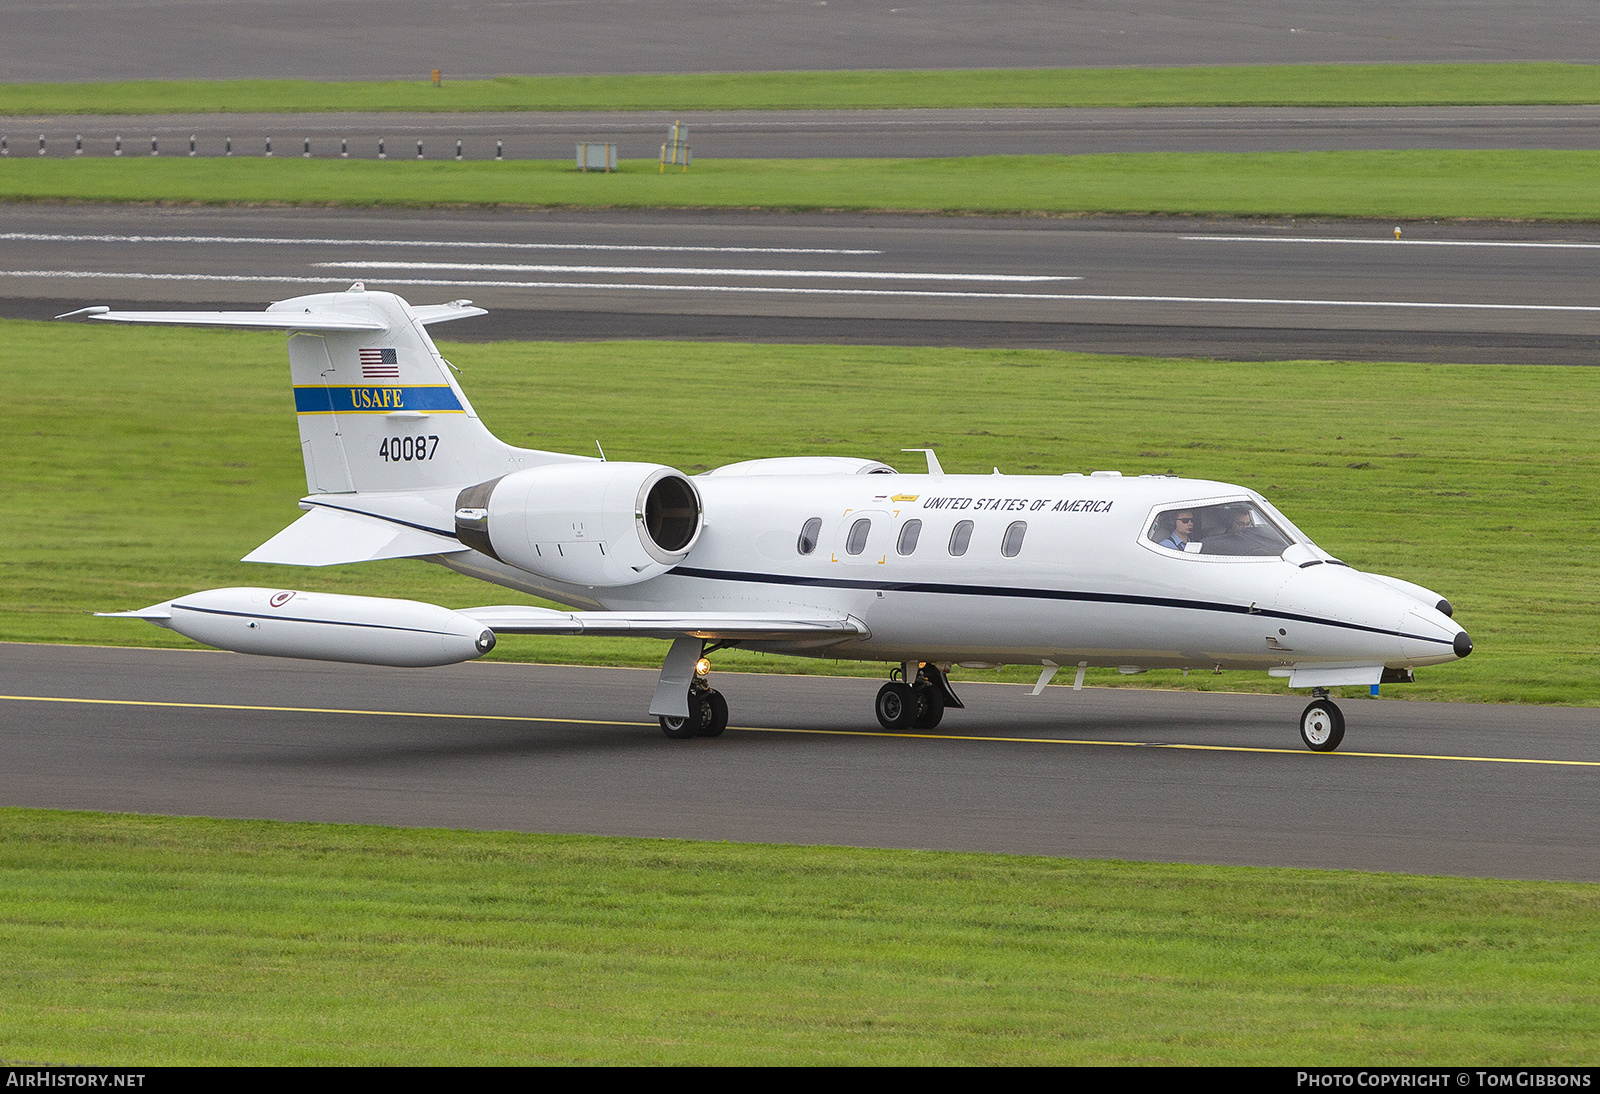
[1299,688,1345,752]
[875,662,961,731]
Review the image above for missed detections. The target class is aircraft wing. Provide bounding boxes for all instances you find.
[460,605,867,642]
[243,506,467,566]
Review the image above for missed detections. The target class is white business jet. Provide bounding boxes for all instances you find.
[66,286,1471,752]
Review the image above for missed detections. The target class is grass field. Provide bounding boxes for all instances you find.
[2,321,1595,705]
[0,809,1594,1065]
[3,63,1599,115]
[3,149,1599,221]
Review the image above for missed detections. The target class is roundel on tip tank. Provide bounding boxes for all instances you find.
[454,462,702,587]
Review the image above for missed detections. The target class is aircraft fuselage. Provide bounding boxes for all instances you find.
[440,470,1464,675]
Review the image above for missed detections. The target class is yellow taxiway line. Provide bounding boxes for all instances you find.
[0,692,645,728]
[3,693,1597,768]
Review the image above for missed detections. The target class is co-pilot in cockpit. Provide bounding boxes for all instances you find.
[1148,501,1295,557]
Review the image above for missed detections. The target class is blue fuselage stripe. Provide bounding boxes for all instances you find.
[665,566,1453,646]
[293,385,463,414]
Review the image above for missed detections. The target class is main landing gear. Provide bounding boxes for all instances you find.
[875,662,962,732]
[653,637,729,739]
[1299,688,1345,752]
[659,680,728,739]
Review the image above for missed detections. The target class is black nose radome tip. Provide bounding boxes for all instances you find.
[1454,631,1473,659]
[1436,598,1453,618]
[476,629,496,654]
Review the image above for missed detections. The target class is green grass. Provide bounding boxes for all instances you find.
[0,149,1593,222]
[4,149,1600,221]
[0,809,1595,1064]
[1,321,1595,705]
[5,63,1600,115]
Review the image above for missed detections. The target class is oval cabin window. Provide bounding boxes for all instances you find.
[948,520,974,557]
[796,517,822,555]
[1002,521,1027,557]
[846,518,872,556]
[897,520,922,556]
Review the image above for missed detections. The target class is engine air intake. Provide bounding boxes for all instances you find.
[644,474,699,554]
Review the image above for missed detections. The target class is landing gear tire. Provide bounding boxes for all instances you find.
[875,681,917,731]
[912,684,946,730]
[660,691,707,740]
[1299,699,1345,752]
[698,689,728,738]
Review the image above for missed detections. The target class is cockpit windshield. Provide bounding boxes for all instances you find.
[1148,501,1295,557]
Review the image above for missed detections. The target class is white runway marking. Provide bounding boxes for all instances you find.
[1186,234,1600,250]
[312,260,1078,283]
[0,231,880,255]
[11,269,1600,311]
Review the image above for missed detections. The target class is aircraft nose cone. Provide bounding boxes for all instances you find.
[1454,630,1473,659]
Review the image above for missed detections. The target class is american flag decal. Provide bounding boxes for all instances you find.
[359,347,400,379]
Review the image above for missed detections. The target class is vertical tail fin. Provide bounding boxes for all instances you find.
[68,286,586,496]
[274,287,525,493]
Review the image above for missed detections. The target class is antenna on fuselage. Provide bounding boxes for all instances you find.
[901,448,944,475]
[596,440,608,462]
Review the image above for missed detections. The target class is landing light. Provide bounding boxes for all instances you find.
[695,657,711,677]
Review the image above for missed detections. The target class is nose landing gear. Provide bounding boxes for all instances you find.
[1299,689,1345,752]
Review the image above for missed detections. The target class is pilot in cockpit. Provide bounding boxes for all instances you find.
[1203,504,1286,556]
[1157,510,1196,550]
[1151,502,1294,557]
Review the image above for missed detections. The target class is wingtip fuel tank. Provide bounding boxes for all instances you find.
[104,587,496,667]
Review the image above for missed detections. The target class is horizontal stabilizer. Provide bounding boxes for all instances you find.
[460,606,866,642]
[57,305,384,331]
[412,302,489,325]
[244,507,466,566]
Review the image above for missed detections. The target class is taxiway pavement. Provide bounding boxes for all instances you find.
[2,643,1594,882]
[4,204,1598,364]
[2,1,1595,82]
[12,105,1600,161]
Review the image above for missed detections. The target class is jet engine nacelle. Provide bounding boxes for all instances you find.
[153,587,497,667]
[454,462,703,587]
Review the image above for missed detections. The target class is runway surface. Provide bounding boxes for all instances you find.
[5,204,1599,364]
[2,644,1595,881]
[13,105,1600,160]
[3,1,1595,82]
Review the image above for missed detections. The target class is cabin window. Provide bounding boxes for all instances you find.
[1001,521,1027,557]
[948,520,974,556]
[846,518,872,556]
[1148,501,1294,557]
[897,520,922,556]
[796,517,822,555]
